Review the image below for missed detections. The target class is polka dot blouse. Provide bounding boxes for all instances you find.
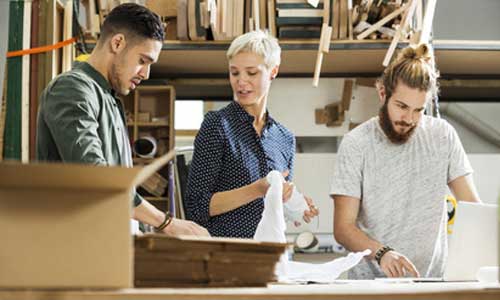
[185,101,295,238]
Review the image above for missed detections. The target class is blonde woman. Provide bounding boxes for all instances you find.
[331,44,480,279]
[185,30,318,238]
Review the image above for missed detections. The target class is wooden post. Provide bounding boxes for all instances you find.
[21,0,32,162]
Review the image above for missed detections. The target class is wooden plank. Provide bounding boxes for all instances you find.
[237,0,245,35]
[322,0,330,24]
[332,0,339,39]
[226,0,232,37]
[383,0,417,66]
[312,23,332,87]
[177,0,189,40]
[145,0,177,17]
[339,0,347,39]
[0,68,6,161]
[21,0,32,162]
[253,0,260,30]
[29,0,40,160]
[62,0,73,73]
[356,3,407,40]
[259,0,267,30]
[188,0,198,40]
[419,0,437,44]
[36,0,48,148]
[268,0,277,37]
[340,79,353,112]
[347,0,353,39]
[221,0,227,34]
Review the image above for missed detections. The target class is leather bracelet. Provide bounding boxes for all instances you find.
[154,212,173,232]
[375,245,394,265]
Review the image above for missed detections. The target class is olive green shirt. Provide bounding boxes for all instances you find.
[36,61,143,206]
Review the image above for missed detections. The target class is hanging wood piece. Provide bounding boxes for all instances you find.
[382,0,417,66]
[356,2,408,40]
[419,0,437,44]
[312,0,332,87]
[347,0,353,39]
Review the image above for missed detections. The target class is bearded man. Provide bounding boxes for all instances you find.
[330,44,480,279]
[36,3,208,237]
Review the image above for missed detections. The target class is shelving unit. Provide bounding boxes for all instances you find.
[123,85,176,211]
[148,39,500,78]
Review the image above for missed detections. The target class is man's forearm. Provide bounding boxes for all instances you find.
[335,224,383,259]
[132,200,165,228]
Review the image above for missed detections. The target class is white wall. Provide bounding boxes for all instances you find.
[434,0,500,40]
[442,103,500,154]
[267,78,379,137]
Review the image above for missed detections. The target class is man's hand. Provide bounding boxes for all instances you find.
[163,218,210,237]
[379,250,420,278]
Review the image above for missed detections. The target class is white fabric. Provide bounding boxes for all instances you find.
[286,250,371,283]
[284,187,310,223]
[131,219,140,235]
[255,170,370,282]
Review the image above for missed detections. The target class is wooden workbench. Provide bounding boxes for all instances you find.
[1,281,499,300]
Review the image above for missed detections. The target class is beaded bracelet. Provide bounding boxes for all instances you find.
[375,245,394,265]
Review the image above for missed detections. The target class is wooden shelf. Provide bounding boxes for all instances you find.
[87,39,500,78]
[127,121,170,127]
[143,197,168,202]
[145,39,500,78]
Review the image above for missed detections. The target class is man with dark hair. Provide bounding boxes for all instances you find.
[37,3,209,237]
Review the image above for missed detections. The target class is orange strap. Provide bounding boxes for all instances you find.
[6,37,77,58]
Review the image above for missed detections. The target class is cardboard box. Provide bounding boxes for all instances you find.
[0,151,176,289]
[134,235,287,287]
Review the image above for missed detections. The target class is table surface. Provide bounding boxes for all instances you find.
[1,281,499,300]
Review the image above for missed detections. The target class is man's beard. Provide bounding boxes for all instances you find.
[110,59,128,96]
[379,100,417,144]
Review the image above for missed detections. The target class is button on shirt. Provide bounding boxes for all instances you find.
[185,101,296,238]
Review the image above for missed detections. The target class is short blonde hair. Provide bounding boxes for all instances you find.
[226,30,281,69]
[380,43,440,101]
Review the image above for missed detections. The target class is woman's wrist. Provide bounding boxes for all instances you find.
[253,178,269,198]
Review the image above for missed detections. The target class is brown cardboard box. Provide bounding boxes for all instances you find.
[0,151,176,289]
[134,235,287,287]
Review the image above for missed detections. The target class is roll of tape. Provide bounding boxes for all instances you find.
[295,231,319,253]
[133,136,157,158]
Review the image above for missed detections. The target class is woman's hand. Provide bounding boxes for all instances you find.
[255,170,291,200]
[293,196,320,227]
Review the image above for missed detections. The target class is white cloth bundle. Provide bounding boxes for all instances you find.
[254,170,370,282]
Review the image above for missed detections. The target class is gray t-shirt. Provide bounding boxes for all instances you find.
[330,116,472,279]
